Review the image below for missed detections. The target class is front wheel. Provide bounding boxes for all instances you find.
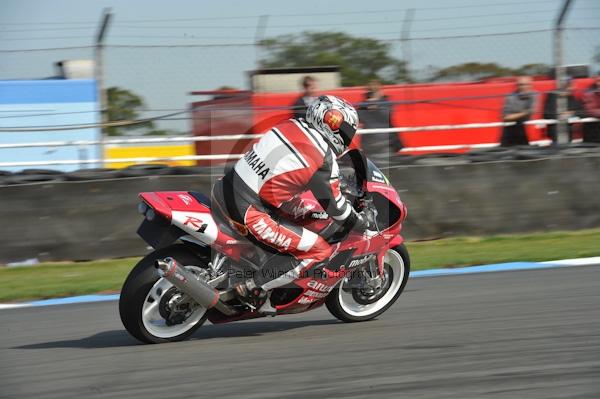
[326,244,410,322]
[119,244,210,344]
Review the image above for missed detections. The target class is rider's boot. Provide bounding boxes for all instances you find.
[233,279,275,315]
[257,292,277,316]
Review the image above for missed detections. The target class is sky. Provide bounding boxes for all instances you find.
[1,0,599,130]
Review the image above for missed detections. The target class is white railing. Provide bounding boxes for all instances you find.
[0,133,265,150]
[0,117,597,167]
[0,154,243,168]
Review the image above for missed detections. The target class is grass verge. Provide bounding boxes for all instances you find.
[1,228,599,302]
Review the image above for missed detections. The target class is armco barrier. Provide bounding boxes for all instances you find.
[0,174,218,264]
[384,155,600,239]
[1,155,600,264]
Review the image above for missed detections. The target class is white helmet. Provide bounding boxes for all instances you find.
[305,95,359,156]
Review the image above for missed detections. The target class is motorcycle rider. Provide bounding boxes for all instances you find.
[211,95,372,313]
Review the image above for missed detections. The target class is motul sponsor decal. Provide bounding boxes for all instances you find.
[311,211,329,220]
[348,255,372,268]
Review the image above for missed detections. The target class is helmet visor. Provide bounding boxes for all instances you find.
[339,121,357,146]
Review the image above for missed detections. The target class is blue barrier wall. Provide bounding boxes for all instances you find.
[0,79,100,172]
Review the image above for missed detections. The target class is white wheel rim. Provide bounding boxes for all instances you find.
[141,266,207,339]
[338,249,406,317]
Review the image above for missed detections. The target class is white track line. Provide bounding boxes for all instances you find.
[541,256,600,266]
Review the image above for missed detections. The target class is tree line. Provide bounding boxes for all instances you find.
[109,31,598,136]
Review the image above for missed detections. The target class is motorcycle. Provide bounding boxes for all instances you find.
[119,149,409,344]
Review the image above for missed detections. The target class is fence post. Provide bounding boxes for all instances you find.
[553,0,573,144]
[254,15,269,69]
[401,8,415,82]
[94,8,113,167]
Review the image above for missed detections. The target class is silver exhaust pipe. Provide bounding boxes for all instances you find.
[155,257,238,316]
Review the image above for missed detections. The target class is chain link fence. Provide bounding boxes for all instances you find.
[2,27,598,118]
[1,26,599,170]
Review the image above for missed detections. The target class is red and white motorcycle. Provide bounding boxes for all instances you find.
[119,150,410,344]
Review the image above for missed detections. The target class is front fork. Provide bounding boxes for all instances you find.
[365,257,385,293]
[343,256,385,294]
[376,251,386,277]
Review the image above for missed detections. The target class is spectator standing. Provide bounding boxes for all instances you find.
[543,77,583,143]
[582,74,600,143]
[291,76,318,120]
[358,79,403,158]
[500,76,538,146]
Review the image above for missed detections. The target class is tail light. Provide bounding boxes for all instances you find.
[138,202,149,215]
[145,208,156,222]
[138,202,157,222]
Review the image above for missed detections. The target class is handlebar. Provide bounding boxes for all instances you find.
[319,196,380,244]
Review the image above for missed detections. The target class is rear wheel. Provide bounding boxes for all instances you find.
[119,244,210,344]
[326,244,410,322]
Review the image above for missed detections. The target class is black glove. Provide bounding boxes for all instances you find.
[353,206,379,232]
[352,211,370,232]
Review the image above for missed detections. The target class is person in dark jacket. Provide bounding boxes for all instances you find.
[500,76,538,146]
[291,76,318,120]
[358,79,402,159]
[543,77,583,143]
[582,75,600,143]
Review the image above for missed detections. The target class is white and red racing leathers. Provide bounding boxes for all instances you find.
[212,118,364,289]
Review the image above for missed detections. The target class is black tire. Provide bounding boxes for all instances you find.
[3,174,66,185]
[116,163,171,178]
[168,166,210,175]
[325,244,410,323]
[119,244,210,344]
[19,168,64,175]
[64,168,120,181]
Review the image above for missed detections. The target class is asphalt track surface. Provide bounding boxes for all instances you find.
[1,266,599,399]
